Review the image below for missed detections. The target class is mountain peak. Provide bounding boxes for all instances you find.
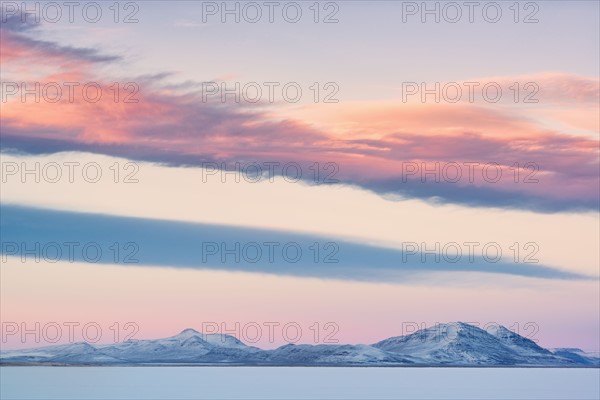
[432,321,474,331]
[485,324,512,336]
[175,328,202,339]
[421,322,488,340]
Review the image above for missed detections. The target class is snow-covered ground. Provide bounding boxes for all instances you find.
[1,367,599,399]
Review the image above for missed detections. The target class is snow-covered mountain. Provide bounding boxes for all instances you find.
[0,342,122,364]
[1,323,596,366]
[266,343,412,365]
[549,348,600,366]
[373,322,558,365]
[97,328,263,364]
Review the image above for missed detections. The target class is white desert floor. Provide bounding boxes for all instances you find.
[1,366,599,399]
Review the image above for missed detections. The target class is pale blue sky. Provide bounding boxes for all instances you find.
[37,1,600,101]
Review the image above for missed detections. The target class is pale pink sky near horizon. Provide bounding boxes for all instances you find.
[1,260,599,351]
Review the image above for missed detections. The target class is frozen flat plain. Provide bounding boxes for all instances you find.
[1,367,599,399]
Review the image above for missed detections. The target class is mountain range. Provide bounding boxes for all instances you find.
[2,322,598,366]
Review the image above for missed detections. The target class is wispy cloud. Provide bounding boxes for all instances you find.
[1,205,591,281]
[1,13,120,64]
[1,11,598,212]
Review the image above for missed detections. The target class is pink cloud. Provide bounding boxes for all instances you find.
[1,14,598,211]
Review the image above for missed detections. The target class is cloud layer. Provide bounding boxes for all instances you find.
[1,205,591,281]
[1,10,598,212]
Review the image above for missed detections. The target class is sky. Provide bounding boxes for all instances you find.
[0,1,599,351]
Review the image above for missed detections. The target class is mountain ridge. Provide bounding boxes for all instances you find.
[2,323,598,367]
